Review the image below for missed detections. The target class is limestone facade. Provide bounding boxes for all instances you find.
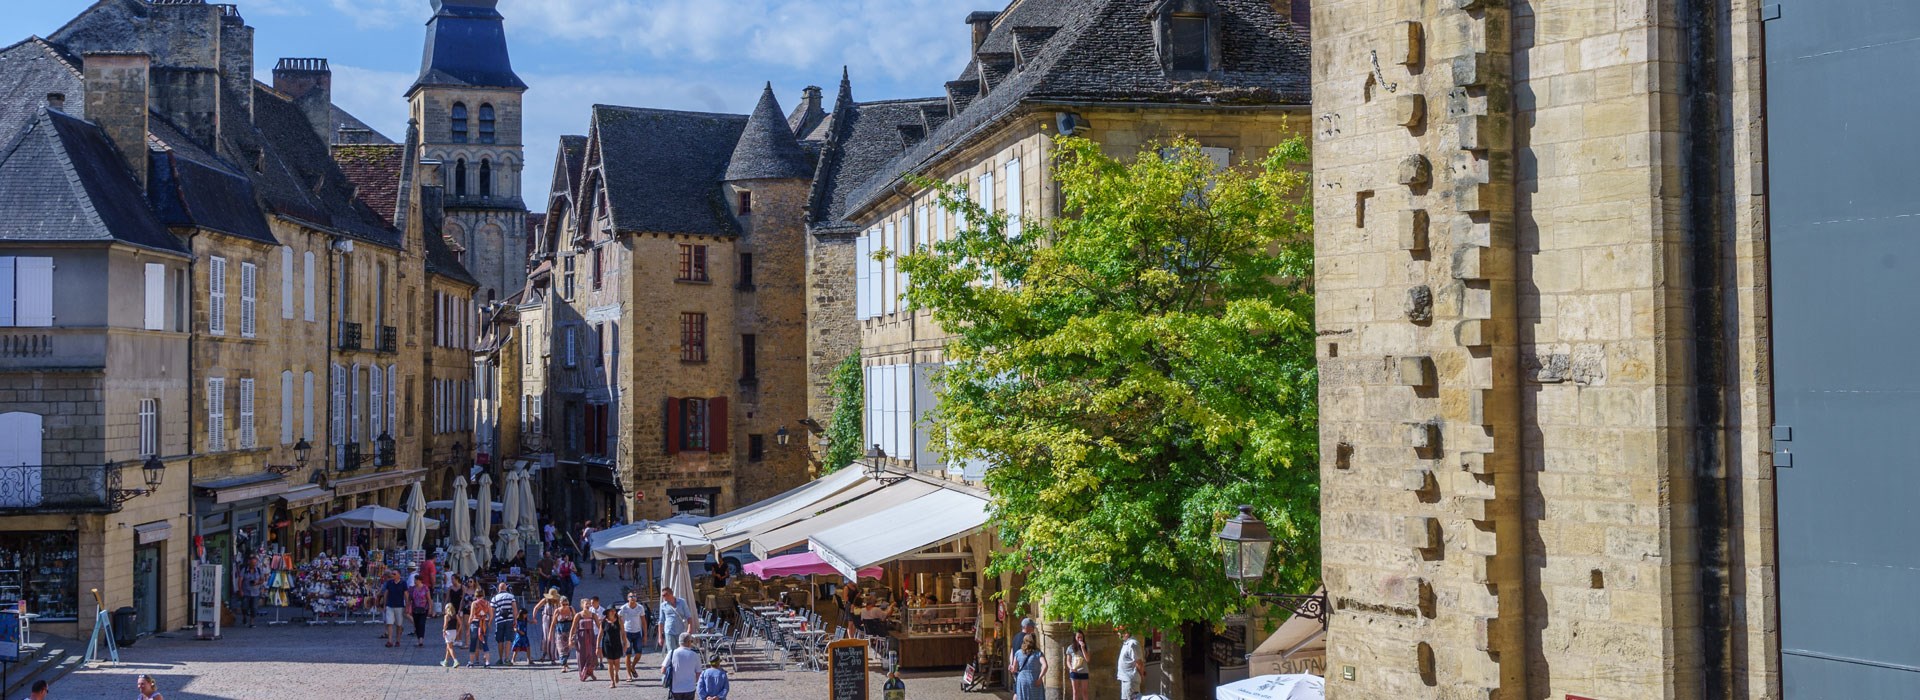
[1310,1,1774,697]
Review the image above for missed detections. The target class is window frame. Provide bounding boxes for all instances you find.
[477,103,496,144]
[680,312,707,363]
[677,244,709,282]
[450,102,469,143]
[138,398,159,458]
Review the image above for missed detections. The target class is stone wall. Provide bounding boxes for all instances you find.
[804,227,857,458]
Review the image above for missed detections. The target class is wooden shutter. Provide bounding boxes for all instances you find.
[664,397,682,455]
[239,378,256,449]
[707,396,728,454]
[281,371,295,444]
[14,257,52,327]
[330,365,344,446]
[209,257,226,335]
[207,378,225,451]
[1005,157,1023,239]
[303,371,313,441]
[369,365,383,439]
[240,262,257,337]
[855,233,870,319]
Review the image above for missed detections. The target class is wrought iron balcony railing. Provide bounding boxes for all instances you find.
[337,321,363,351]
[338,443,361,472]
[0,464,120,513]
[379,326,398,353]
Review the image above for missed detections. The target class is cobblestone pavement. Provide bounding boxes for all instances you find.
[52,573,1009,700]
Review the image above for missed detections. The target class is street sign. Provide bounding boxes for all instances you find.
[194,562,223,640]
[827,638,869,700]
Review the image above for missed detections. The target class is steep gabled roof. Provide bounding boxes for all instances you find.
[410,0,528,93]
[724,84,812,181]
[0,108,184,253]
[804,71,945,231]
[148,116,275,244]
[248,83,402,247]
[331,144,405,228]
[588,105,746,237]
[0,37,83,144]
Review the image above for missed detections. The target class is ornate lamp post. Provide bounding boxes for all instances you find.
[266,439,312,476]
[864,444,907,486]
[775,426,790,448]
[113,455,167,503]
[1215,505,1328,629]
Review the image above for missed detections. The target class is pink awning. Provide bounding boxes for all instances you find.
[743,551,882,580]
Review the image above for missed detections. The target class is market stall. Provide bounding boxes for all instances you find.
[808,487,990,668]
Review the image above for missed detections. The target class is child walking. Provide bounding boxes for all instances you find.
[440,603,461,668]
[511,609,534,664]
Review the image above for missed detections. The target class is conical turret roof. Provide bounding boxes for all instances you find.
[724,83,812,181]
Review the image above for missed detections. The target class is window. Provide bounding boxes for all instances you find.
[881,220,896,315]
[855,232,871,320]
[584,403,609,456]
[302,371,314,441]
[680,313,707,362]
[239,262,257,338]
[678,245,708,282]
[330,365,345,449]
[451,102,469,143]
[593,323,605,367]
[740,334,757,381]
[591,247,604,290]
[737,190,752,215]
[748,434,764,462]
[479,159,493,197]
[280,248,293,319]
[738,253,753,289]
[138,398,159,458]
[521,325,531,365]
[1170,15,1211,71]
[387,366,398,439]
[350,365,363,443]
[372,262,384,334]
[564,326,577,368]
[144,263,165,330]
[303,251,316,322]
[208,256,227,335]
[280,371,294,445]
[561,254,576,300]
[667,396,728,453]
[454,159,468,197]
[207,378,226,452]
[1005,157,1024,239]
[478,104,496,144]
[369,367,383,440]
[238,378,256,449]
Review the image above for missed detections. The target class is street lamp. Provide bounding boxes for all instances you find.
[114,455,167,504]
[141,454,167,491]
[1215,504,1327,629]
[775,426,790,448]
[865,444,906,486]
[375,431,396,467]
[267,438,312,476]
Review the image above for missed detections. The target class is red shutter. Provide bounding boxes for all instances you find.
[665,397,682,455]
[707,396,728,454]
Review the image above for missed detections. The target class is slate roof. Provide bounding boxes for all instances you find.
[247,84,403,247]
[425,225,477,286]
[724,84,813,182]
[330,105,394,145]
[805,71,945,230]
[411,0,528,93]
[332,144,405,225]
[845,0,1310,215]
[589,105,747,236]
[0,38,83,146]
[148,116,275,244]
[0,108,185,253]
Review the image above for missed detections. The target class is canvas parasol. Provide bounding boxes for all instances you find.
[405,481,429,552]
[447,476,476,577]
[316,505,435,530]
[472,472,494,566]
[518,468,542,561]
[498,469,522,562]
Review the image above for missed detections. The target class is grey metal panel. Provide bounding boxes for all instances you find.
[1769,0,1920,695]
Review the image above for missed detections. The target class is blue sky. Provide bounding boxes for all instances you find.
[7,0,975,211]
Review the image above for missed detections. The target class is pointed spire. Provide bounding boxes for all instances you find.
[724,83,812,181]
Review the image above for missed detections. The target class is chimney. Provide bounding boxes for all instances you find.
[45,93,66,112]
[219,10,255,121]
[788,85,826,137]
[966,11,999,54]
[83,52,152,190]
[145,2,223,148]
[273,58,334,145]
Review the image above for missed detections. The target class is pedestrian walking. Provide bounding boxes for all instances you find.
[599,607,626,688]
[618,591,650,675]
[511,609,533,664]
[134,673,165,700]
[381,570,409,648]
[467,592,493,668]
[1117,627,1144,700]
[697,655,730,700]
[573,601,601,682]
[533,588,562,663]
[490,583,519,666]
[440,603,462,668]
[657,586,692,651]
[25,679,46,699]
[1010,617,1036,674]
[1013,633,1048,700]
[235,556,265,627]
[543,521,556,550]
[409,575,432,646]
[1066,630,1091,700]
[662,632,702,700]
[556,556,577,598]
[553,597,576,672]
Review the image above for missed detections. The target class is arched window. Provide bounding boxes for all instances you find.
[479,159,493,197]
[478,104,496,144]
[454,158,468,197]
[450,102,469,143]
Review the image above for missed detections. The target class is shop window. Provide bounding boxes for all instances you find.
[0,532,80,620]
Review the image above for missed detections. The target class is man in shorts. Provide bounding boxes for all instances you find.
[490,583,519,666]
[380,570,409,648]
[618,591,650,678]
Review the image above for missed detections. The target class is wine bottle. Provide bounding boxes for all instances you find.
[883,664,906,700]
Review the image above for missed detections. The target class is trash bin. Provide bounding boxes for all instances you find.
[112,606,138,648]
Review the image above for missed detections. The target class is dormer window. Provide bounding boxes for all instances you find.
[1151,0,1222,75]
[737,190,752,215]
[479,104,496,144]
[451,102,469,143]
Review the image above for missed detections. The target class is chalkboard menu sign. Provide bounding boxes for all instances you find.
[827,638,870,700]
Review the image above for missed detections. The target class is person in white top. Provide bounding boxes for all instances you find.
[617,592,651,681]
[661,632,702,700]
[1116,627,1144,700]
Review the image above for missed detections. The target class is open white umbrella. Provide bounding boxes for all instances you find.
[406,481,428,552]
[472,472,494,567]
[447,476,476,578]
[498,470,523,562]
[518,468,543,561]
[316,505,436,530]
[593,522,713,560]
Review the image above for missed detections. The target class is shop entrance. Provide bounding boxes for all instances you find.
[132,543,162,636]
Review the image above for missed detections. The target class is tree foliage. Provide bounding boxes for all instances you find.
[822,351,865,473]
[898,136,1318,634]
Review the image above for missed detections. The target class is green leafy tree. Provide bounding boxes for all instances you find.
[899,136,1318,634]
[822,351,865,473]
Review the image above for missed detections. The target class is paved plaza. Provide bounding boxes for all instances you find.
[48,576,1002,700]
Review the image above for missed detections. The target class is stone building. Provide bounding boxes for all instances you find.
[1302,0,1907,697]
[407,0,529,306]
[812,0,1309,696]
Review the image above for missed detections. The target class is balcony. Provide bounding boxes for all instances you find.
[379,326,398,353]
[337,322,362,351]
[0,464,121,513]
[338,443,361,472]
[0,332,53,359]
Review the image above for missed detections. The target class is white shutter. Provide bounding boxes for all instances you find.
[565,326,577,367]
[0,257,14,327]
[280,248,294,319]
[864,365,877,450]
[369,365,383,440]
[350,364,362,442]
[208,257,227,335]
[387,365,397,439]
[855,233,870,320]
[434,292,444,347]
[281,371,295,444]
[238,378,256,449]
[143,263,166,330]
[303,371,315,441]
[302,252,315,322]
[207,378,225,452]
[881,221,895,315]
[240,262,257,338]
[14,257,52,327]
[1005,157,1023,239]
[330,365,344,446]
[139,398,158,457]
[895,364,912,460]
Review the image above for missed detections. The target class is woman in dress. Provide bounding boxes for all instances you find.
[599,607,626,688]
[1065,630,1091,700]
[573,601,601,682]
[1012,632,1048,700]
[553,597,576,672]
[533,588,561,663]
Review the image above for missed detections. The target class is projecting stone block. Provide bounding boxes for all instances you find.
[1392,21,1424,66]
[1404,285,1433,324]
[1409,421,1442,450]
[1473,616,1505,652]
[1453,54,1491,87]
[1452,245,1486,281]
[1401,467,1435,493]
[1417,578,1436,618]
[1395,94,1427,129]
[1398,209,1429,252]
[1460,496,1493,522]
[1397,356,1436,387]
[1398,154,1432,187]
[1461,451,1491,475]
[1454,319,1490,347]
[1402,516,1441,551]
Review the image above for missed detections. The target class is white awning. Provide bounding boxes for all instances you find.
[280,484,333,509]
[748,480,941,558]
[808,488,990,579]
[709,478,888,553]
[699,467,870,541]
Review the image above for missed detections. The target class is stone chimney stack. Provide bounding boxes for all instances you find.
[83,52,152,190]
[966,11,999,54]
[45,93,66,112]
[219,9,255,121]
[273,58,334,145]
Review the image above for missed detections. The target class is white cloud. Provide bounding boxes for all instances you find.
[325,0,419,30]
